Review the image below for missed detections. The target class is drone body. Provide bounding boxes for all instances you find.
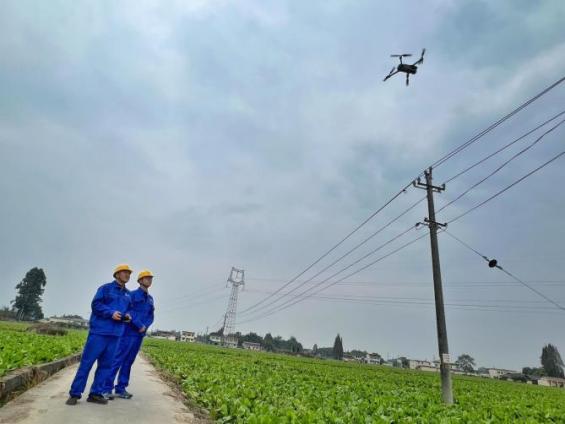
[383,48,426,86]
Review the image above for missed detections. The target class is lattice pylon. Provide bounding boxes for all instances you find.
[222,267,245,337]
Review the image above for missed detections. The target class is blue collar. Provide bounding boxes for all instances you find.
[136,286,150,297]
[113,280,126,291]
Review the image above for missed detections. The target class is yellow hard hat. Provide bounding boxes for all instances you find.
[113,264,133,277]
[137,269,154,281]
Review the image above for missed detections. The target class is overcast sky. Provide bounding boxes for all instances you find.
[1,0,564,371]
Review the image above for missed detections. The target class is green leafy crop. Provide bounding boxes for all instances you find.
[0,321,86,377]
[143,339,565,423]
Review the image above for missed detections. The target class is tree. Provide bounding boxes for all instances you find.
[263,333,274,351]
[11,267,47,321]
[523,367,545,377]
[312,344,318,354]
[61,314,85,320]
[238,332,263,347]
[288,336,303,353]
[456,354,476,373]
[316,347,334,358]
[541,344,564,377]
[333,334,344,360]
[0,305,17,320]
[399,357,409,369]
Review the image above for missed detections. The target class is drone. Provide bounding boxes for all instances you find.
[383,48,426,86]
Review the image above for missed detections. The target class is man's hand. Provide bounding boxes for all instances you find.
[112,311,122,321]
[124,313,132,322]
[138,326,146,333]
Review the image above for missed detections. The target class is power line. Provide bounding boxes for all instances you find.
[443,230,565,312]
[247,277,565,287]
[437,118,565,213]
[447,150,565,224]
[159,293,228,314]
[237,291,564,318]
[238,231,428,324]
[237,147,565,323]
[239,224,418,319]
[431,75,565,170]
[442,109,565,185]
[241,77,565,320]
[239,196,425,317]
[245,288,565,305]
[209,315,225,332]
[238,146,564,322]
[159,285,226,308]
[238,180,414,315]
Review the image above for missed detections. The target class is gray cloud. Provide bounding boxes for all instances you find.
[0,0,564,370]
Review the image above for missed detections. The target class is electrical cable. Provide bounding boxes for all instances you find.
[431,75,565,169]
[447,151,565,224]
[442,109,565,184]
[443,230,565,312]
[438,118,565,213]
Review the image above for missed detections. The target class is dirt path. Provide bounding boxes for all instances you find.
[0,355,206,424]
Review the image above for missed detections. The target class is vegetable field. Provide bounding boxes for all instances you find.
[144,339,565,423]
[0,321,86,377]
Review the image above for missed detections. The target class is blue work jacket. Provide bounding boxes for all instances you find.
[124,287,154,337]
[89,281,133,337]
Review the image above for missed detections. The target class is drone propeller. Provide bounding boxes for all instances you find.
[391,54,412,58]
[413,48,426,65]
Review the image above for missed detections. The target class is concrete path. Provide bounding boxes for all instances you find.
[0,355,206,424]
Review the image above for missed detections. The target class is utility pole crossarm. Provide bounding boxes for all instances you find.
[413,174,445,193]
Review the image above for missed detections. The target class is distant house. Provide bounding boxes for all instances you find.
[150,330,177,341]
[242,341,262,351]
[179,331,195,343]
[408,359,435,370]
[385,359,401,367]
[209,334,222,345]
[535,377,565,388]
[223,335,238,348]
[500,373,530,383]
[342,354,360,362]
[407,359,469,374]
[364,353,381,365]
[42,316,88,328]
[487,368,518,379]
[477,370,491,378]
[419,365,440,373]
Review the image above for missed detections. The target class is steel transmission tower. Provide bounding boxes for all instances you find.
[222,267,245,337]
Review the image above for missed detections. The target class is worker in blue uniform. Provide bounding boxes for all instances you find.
[104,269,155,399]
[66,264,134,405]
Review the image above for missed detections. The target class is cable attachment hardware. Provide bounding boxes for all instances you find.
[423,217,447,228]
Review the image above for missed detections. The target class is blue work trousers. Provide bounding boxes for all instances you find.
[104,335,144,393]
[69,333,119,397]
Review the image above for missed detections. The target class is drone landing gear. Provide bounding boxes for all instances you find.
[406,73,409,86]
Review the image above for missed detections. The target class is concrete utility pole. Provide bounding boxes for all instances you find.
[414,167,453,405]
